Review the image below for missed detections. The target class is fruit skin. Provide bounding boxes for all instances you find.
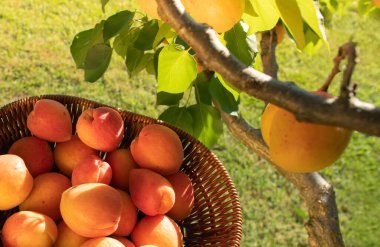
[260,103,279,146]
[54,135,98,176]
[19,172,71,221]
[129,168,175,216]
[80,237,125,247]
[262,98,352,172]
[27,99,72,142]
[112,190,138,236]
[131,124,184,176]
[76,107,124,152]
[138,0,160,19]
[60,183,123,238]
[8,136,54,177]
[105,148,138,191]
[71,154,112,186]
[0,154,33,210]
[131,215,183,247]
[166,171,195,220]
[2,211,58,247]
[53,221,89,247]
[182,0,245,33]
[110,237,135,247]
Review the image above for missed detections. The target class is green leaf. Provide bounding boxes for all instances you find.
[274,0,305,49]
[244,0,256,16]
[243,0,279,33]
[125,47,153,77]
[159,106,193,135]
[101,0,109,12]
[156,92,184,106]
[84,43,113,82]
[215,73,240,100]
[194,73,212,105]
[113,27,141,58]
[134,20,159,51]
[157,45,197,94]
[188,103,223,148]
[71,21,104,69]
[209,77,239,114]
[224,21,257,66]
[103,10,135,41]
[296,0,327,44]
[153,23,175,49]
[303,23,324,55]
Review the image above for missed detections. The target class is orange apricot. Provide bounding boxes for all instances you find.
[8,136,53,177]
[76,107,124,152]
[0,154,33,210]
[112,190,138,236]
[53,221,89,247]
[19,172,71,221]
[130,124,183,176]
[105,148,138,191]
[129,168,175,216]
[71,155,112,186]
[110,237,135,247]
[2,211,58,247]
[54,135,98,176]
[80,237,125,247]
[166,171,194,220]
[60,183,122,238]
[27,99,72,142]
[131,215,183,247]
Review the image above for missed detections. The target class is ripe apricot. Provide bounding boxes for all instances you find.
[71,154,112,186]
[77,107,124,152]
[105,148,138,191]
[138,0,160,19]
[113,190,138,236]
[0,154,33,210]
[263,104,352,172]
[20,172,71,221]
[182,0,245,33]
[110,237,135,247]
[129,168,175,216]
[60,183,122,238]
[80,237,125,247]
[53,221,89,247]
[54,135,98,176]
[2,211,58,247]
[8,136,54,177]
[131,215,183,247]
[27,99,72,142]
[260,103,280,146]
[131,124,183,176]
[166,171,194,220]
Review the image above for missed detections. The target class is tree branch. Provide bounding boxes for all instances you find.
[156,0,380,137]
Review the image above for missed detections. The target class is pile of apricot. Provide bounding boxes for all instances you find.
[0,99,194,247]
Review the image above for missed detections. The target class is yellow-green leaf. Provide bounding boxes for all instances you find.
[243,0,279,33]
[274,0,305,49]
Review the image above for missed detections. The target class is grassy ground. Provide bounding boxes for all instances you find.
[0,1,379,246]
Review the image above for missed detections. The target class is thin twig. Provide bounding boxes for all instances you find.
[339,42,358,99]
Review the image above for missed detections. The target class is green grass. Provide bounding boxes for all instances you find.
[1,1,379,246]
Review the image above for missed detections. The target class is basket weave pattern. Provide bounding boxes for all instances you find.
[0,95,242,246]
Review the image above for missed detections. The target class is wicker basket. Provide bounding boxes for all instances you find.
[0,95,242,246]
